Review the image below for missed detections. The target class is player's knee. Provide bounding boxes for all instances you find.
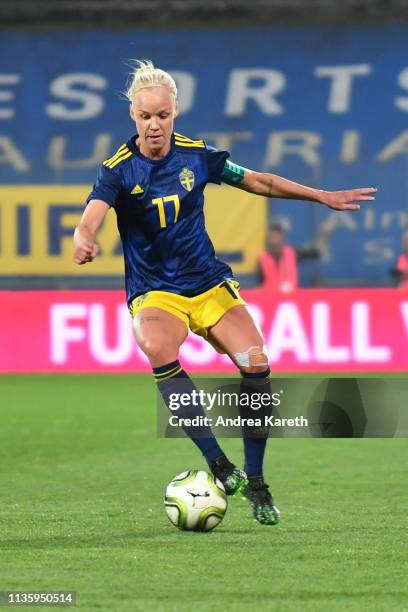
[139,337,176,363]
[235,345,269,374]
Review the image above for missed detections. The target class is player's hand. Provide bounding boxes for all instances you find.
[73,240,100,264]
[321,187,377,211]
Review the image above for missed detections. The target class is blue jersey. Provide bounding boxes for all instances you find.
[87,132,233,305]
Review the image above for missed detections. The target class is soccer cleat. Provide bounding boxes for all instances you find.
[243,477,280,525]
[210,455,248,497]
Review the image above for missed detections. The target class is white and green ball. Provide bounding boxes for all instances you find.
[164,470,227,532]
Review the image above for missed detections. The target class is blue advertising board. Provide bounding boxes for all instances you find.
[0,27,407,283]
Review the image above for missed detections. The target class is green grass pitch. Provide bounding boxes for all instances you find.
[1,374,407,611]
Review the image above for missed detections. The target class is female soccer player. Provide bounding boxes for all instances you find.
[73,60,376,525]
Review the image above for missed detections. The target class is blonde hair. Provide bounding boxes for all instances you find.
[126,60,177,105]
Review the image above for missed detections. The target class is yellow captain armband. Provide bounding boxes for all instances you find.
[220,159,246,185]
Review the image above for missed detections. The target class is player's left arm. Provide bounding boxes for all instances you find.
[220,160,377,211]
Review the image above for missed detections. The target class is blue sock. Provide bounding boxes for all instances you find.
[154,360,224,465]
[239,368,272,478]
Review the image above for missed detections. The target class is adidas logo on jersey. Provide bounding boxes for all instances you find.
[131,184,144,195]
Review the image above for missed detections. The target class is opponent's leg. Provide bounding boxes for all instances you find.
[209,305,280,524]
[133,307,229,472]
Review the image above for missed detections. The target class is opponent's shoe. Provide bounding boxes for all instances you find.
[243,477,280,525]
[210,455,248,496]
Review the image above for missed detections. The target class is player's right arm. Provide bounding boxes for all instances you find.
[74,161,122,264]
[73,199,109,265]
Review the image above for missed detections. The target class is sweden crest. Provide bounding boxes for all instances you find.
[179,167,195,192]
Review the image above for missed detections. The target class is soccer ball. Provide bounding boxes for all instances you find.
[164,470,227,532]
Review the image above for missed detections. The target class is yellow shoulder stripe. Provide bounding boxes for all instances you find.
[103,143,129,167]
[106,150,133,168]
[174,132,195,142]
[174,132,205,147]
[175,140,205,149]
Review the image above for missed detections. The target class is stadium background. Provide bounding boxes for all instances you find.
[1,3,407,611]
[1,1,408,372]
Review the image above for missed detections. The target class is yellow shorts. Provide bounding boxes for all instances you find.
[130,280,246,353]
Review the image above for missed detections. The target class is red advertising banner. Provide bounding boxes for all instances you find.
[1,289,407,372]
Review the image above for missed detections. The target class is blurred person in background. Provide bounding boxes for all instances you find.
[258,222,333,291]
[391,230,408,288]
